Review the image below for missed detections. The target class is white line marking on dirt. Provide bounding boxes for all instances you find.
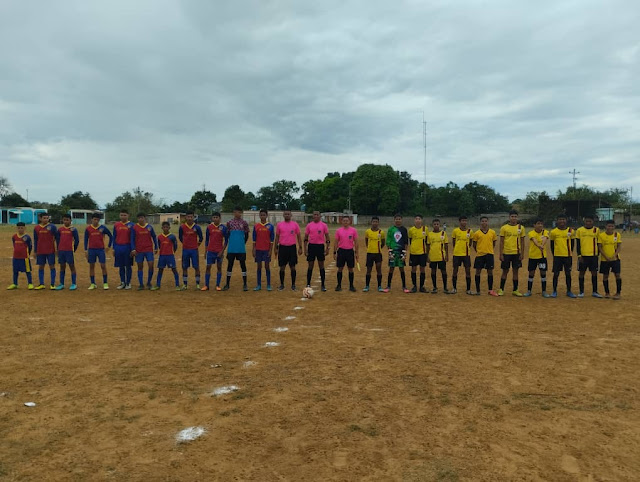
[284,316,296,321]
[211,385,239,396]
[264,342,280,347]
[176,426,206,443]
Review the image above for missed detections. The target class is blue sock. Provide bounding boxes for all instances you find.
[39,270,44,285]
[71,273,77,284]
[205,274,210,287]
[126,266,132,284]
[147,269,153,285]
[183,275,188,286]
[103,274,108,283]
[195,275,200,285]
[50,269,56,286]
[173,272,180,286]
[27,272,33,284]
[157,271,163,287]
[216,272,222,286]
[13,270,18,285]
[119,267,125,283]
[257,269,262,285]
[138,270,143,286]
[266,269,271,285]
[60,270,65,285]
[90,275,96,284]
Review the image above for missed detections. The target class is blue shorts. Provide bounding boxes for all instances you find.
[58,251,75,265]
[255,249,271,263]
[135,252,154,263]
[158,254,177,269]
[182,249,199,269]
[36,253,55,266]
[13,258,31,273]
[113,244,133,267]
[88,248,106,264]
[206,251,222,265]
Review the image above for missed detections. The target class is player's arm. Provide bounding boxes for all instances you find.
[499,233,504,261]
[72,229,80,252]
[151,227,158,253]
[597,241,607,261]
[203,227,210,258]
[178,225,184,244]
[130,228,137,255]
[172,235,178,253]
[575,235,581,258]
[84,228,89,259]
[324,229,330,255]
[333,232,339,260]
[570,237,575,255]
[33,227,38,253]
[519,232,525,260]
[274,228,280,256]
[444,235,449,262]
[297,229,303,255]
[251,225,257,257]
[222,226,228,253]
[27,236,33,257]
[303,228,309,256]
[425,236,431,262]
[197,225,203,246]
[244,222,249,244]
[104,226,113,250]
[353,231,359,260]
[615,240,622,259]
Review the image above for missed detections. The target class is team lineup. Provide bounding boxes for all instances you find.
[8,207,623,299]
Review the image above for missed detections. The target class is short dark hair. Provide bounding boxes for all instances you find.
[91,212,101,220]
[233,206,242,212]
[185,210,194,216]
[40,212,49,217]
[606,219,615,225]
[120,209,129,214]
[394,213,402,219]
[137,213,146,218]
[509,209,518,216]
[62,214,71,220]
[458,215,468,221]
[260,209,268,215]
[556,213,567,219]
[480,216,489,221]
[584,214,594,220]
[212,211,221,217]
[161,221,170,227]
[433,218,441,223]
[371,216,379,221]
[414,214,423,219]
[533,218,543,224]
[16,222,25,227]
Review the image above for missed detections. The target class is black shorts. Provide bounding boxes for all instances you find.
[578,256,598,272]
[474,254,494,270]
[527,258,548,272]
[227,253,247,263]
[599,260,621,275]
[453,255,471,268]
[307,243,326,262]
[366,253,382,267]
[501,254,522,270]
[336,248,355,268]
[409,253,427,267]
[278,245,298,267]
[429,261,446,270]
[552,256,572,273]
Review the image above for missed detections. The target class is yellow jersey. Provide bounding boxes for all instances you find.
[408,226,428,255]
[427,230,448,262]
[576,226,600,257]
[365,228,385,254]
[549,227,574,257]
[472,229,497,256]
[451,227,473,257]
[597,231,621,261]
[500,223,525,255]
[527,229,549,260]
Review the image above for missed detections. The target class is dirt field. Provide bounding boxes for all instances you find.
[1,224,638,481]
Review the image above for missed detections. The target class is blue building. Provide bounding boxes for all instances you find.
[0,207,47,225]
[68,209,105,225]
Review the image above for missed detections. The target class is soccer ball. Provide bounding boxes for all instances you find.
[302,287,315,299]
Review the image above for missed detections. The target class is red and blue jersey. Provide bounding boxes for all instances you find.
[57,226,80,252]
[206,223,227,253]
[84,225,113,250]
[179,223,203,250]
[34,223,58,255]
[113,221,134,246]
[12,234,32,259]
[158,233,178,255]
[131,223,158,253]
[253,222,275,251]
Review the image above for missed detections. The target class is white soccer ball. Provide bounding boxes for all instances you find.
[302,287,315,299]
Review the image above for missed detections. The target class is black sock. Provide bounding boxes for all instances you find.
[279,270,285,285]
[466,277,471,290]
[442,272,448,290]
[226,274,231,286]
[579,276,585,293]
[565,272,571,291]
[242,273,247,286]
[348,272,354,287]
[419,273,425,288]
[591,275,598,293]
[387,272,393,287]
[452,276,457,289]
[431,273,437,288]
[603,279,609,294]
[291,269,296,286]
[475,275,481,292]
[365,274,371,286]
[513,280,518,291]
[528,278,533,292]
[541,274,547,292]
[500,278,506,290]
[307,268,313,286]
[411,272,417,287]
[320,269,326,285]
[377,274,382,288]
[553,274,559,292]
[400,271,406,288]
[616,278,621,293]
[337,271,343,286]
[488,275,494,290]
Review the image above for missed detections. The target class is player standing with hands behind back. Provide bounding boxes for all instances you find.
[275,209,303,291]
[333,216,359,292]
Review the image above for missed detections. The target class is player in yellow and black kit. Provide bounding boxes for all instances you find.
[408,215,428,293]
[498,210,526,296]
[576,214,603,298]
[549,213,577,298]
[426,218,450,294]
[524,219,550,297]
[363,216,385,292]
[451,215,473,294]
[598,220,622,299]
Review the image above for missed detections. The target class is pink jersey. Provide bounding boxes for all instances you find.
[335,226,358,250]
[305,221,328,245]
[276,221,300,246]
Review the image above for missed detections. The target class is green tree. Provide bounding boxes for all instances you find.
[461,182,510,214]
[221,185,247,211]
[1,192,29,206]
[397,171,421,214]
[160,200,190,212]
[189,189,217,214]
[60,191,98,210]
[257,180,300,210]
[105,187,160,220]
[0,176,11,198]
[350,164,400,215]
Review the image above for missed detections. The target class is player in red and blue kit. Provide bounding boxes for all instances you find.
[131,213,158,290]
[113,209,135,289]
[7,222,34,290]
[33,212,58,289]
[84,212,113,290]
[252,209,275,291]
[178,211,203,290]
[202,212,228,291]
[55,213,80,290]
[151,222,181,291]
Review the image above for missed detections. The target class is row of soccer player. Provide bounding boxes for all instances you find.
[7,208,622,299]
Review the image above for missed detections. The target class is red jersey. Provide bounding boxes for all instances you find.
[179,223,203,250]
[206,223,226,252]
[57,226,79,251]
[34,223,57,255]
[12,234,32,259]
[253,222,274,251]
[158,233,177,256]
[85,225,112,250]
[132,223,157,253]
[113,221,134,246]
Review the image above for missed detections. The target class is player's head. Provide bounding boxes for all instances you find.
[458,215,468,229]
[394,213,403,226]
[312,210,320,222]
[211,211,221,224]
[432,218,441,231]
[62,213,72,227]
[605,219,615,234]
[40,213,50,224]
[90,213,101,226]
[508,209,518,224]
[534,218,544,231]
[283,209,292,221]
[137,213,146,224]
[258,209,267,223]
[414,214,423,227]
[480,216,489,229]
[583,214,594,228]
[341,216,351,227]
[185,211,194,224]
[556,214,567,229]
[161,221,171,234]
[233,206,242,219]
[119,209,129,222]
[371,216,379,229]
[16,221,26,234]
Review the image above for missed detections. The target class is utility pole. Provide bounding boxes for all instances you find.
[569,169,580,189]
[422,112,427,206]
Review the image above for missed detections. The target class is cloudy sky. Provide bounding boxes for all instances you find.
[1,0,638,207]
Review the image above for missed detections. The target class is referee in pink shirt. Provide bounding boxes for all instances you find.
[304,211,330,291]
[274,210,303,291]
[333,216,359,291]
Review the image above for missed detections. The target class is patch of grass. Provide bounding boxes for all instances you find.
[0,462,8,477]
[348,424,378,436]
[232,392,253,400]
[403,459,460,482]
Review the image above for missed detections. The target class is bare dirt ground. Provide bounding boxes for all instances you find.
[1,225,638,481]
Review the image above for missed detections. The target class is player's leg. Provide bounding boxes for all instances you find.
[347,252,355,291]
[193,251,201,288]
[386,264,395,291]
[474,267,482,294]
[335,250,344,291]
[430,264,438,293]
[375,260,383,291]
[613,263,622,299]
[203,253,213,290]
[411,260,418,292]
[602,269,610,298]
[364,255,373,291]
[451,260,459,292]
[48,254,56,288]
[578,258,586,295]
[441,263,449,293]
[512,262,521,295]
[590,264,601,297]
[255,260,263,291]
[216,258,223,290]
[240,254,248,291]
[57,260,67,289]
[146,256,154,288]
[9,259,20,288]
[172,267,180,288]
[419,264,427,293]
[99,261,109,289]
[399,265,407,292]
[464,262,472,293]
[182,252,190,288]
[564,259,575,297]
[307,257,315,287]
[526,267,535,295]
[551,258,561,297]
[155,267,164,289]
[224,254,236,290]
[318,259,326,291]
[89,261,97,288]
[136,257,145,289]
[499,264,509,294]
[37,256,46,287]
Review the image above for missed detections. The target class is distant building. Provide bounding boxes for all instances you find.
[321,212,359,225]
[147,213,187,225]
[0,207,47,225]
[69,209,105,225]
